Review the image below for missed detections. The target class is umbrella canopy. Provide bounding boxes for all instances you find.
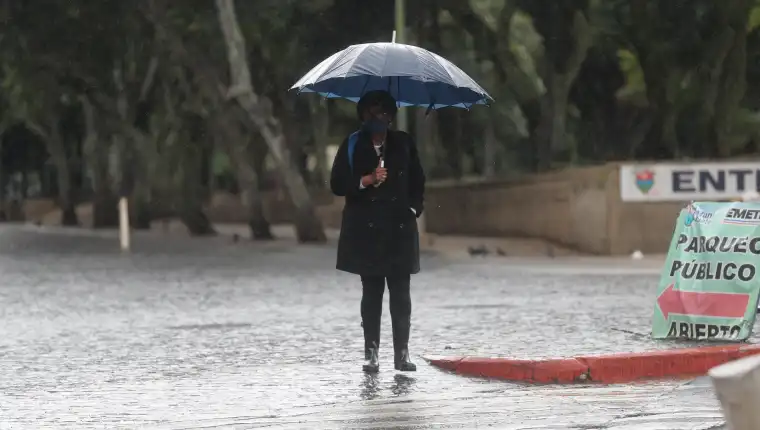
[290,42,493,110]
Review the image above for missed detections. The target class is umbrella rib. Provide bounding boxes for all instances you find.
[380,43,392,79]
[335,45,367,80]
[422,50,455,87]
[328,47,363,80]
[379,44,394,102]
[294,50,344,88]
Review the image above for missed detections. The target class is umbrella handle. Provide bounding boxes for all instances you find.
[372,158,385,188]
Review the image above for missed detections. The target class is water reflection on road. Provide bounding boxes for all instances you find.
[0,226,730,429]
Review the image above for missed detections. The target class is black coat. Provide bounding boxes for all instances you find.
[330,129,426,276]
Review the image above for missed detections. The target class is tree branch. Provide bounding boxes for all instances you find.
[441,1,540,104]
[113,61,129,121]
[138,56,160,103]
[24,120,50,141]
[496,0,517,59]
[440,1,507,82]
[563,11,593,85]
[215,0,256,96]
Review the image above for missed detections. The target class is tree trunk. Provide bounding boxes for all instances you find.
[129,168,153,230]
[534,92,553,171]
[46,119,78,226]
[483,120,497,177]
[214,114,273,240]
[715,2,750,157]
[535,71,572,170]
[309,97,330,188]
[250,138,268,188]
[633,65,683,159]
[242,181,272,239]
[130,131,160,230]
[80,96,119,228]
[179,205,215,236]
[214,0,326,243]
[92,167,119,228]
[412,107,449,178]
[533,11,591,172]
[693,28,736,156]
[178,144,216,237]
[436,109,463,177]
[20,171,28,199]
[130,199,153,229]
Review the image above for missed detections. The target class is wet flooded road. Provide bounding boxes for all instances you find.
[0,226,737,429]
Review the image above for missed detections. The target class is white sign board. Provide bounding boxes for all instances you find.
[620,162,760,202]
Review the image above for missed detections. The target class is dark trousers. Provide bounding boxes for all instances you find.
[360,274,412,353]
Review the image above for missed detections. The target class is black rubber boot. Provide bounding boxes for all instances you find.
[363,341,379,373]
[392,318,416,371]
[394,348,416,371]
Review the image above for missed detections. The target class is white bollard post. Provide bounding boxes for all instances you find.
[118,197,131,252]
[708,354,760,430]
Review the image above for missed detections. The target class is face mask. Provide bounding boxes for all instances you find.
[363,117,388,134]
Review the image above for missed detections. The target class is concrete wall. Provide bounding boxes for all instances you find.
[605,169,683,255]
[424,166,611,254]
[424,164,682,255]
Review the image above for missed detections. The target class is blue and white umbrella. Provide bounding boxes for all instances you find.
[290,42,493,110]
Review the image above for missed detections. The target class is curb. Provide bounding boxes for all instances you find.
[424,343,760,384]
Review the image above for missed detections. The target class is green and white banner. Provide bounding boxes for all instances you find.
[652,202,760,341]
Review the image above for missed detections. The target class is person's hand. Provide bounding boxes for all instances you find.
[374,163,387,184]
[361,163,387,187]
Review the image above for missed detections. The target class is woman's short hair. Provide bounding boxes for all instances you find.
[356,90,398,121]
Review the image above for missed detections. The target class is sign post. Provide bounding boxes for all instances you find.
[394,0,407,134]
[652,202,760,341]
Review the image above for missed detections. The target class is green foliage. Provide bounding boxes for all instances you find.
[212,150,232,176]
[615,49,646,104]
[2,0,760,189]
[516,0,589,71]
[750,6,760,32]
